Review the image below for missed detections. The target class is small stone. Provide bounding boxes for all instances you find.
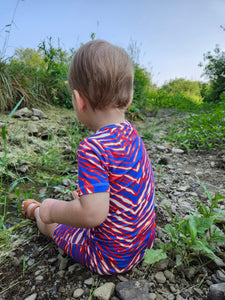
[13,107,32,118]
[156,145,166,151]
[172,148,184,154]
[32,108,44,119]
[154,258,169,271]
[164,270,175,283]
[31,116,39,121]
[216,269,225,282]
[35,275,44,282]
[155,272,167,284]
[208,283,225,300]
[59,286,66,293]
[24,294,37,300]
[68,264,77,273]
[62,178,72,186]
[17,166,28,173]
[93,282,115,300]
[167,295,175,300]
[178,185,190,192]
[149,293,157,300]
[84,277,94,285]
[73,288,84,298]
[116,280,149,300]
[184,266,197,280]
[176,295,185,300]
[27,123,38,134]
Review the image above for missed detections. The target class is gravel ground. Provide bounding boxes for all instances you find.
[0,108,225,300]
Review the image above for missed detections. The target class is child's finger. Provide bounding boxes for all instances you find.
[71,191,79,199]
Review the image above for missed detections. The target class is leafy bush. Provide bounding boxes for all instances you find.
[128,63,155,119]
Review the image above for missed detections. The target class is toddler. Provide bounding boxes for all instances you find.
[22,40,155,275]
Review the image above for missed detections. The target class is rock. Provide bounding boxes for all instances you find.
[73,288,84,298]
[172,148,184,154]
[208,283,225,299]
[84,277,94,285]
[184,266,197,280]
[156,145,167,151]
[149,293,157,300]
[32,108,44,119]
[155,271,167,284]
[27,123,38,135]
[24,294,38,300]
[177,185,190,192]
[93,282,115,300]
[164,270,175,283]
[153,258,169,271]
[62,178,72,186]
[35,275,44,282]
[216,270,225,282]
[31,116,39,121]
[116,280,149,300]
[13,107,32,118]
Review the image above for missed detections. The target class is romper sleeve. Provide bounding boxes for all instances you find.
[77,138,110,196]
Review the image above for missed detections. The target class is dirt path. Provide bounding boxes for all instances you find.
[0,108,225,300]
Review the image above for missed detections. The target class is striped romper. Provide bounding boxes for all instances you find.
[53,121,155,275]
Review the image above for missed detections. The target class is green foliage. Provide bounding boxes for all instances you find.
[11,47,44,68]
[164,103,225,150]
[0,37,73,112]
[145,180,225,267]
[128,63,154,119]
[200,45,225,102]
[144,249,167,264]
[160,78,203,105]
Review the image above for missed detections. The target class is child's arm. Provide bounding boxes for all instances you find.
[39,192,109,228]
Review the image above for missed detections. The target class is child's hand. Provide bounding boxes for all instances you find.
[71,191,79,200]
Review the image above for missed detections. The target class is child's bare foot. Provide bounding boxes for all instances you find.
[21,199,41,221]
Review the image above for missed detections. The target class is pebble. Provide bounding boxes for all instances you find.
[164,270,175,283]
[93,282,115,300]
[116,280,149,300]
[35,275,44,282]
[149,293,157,300]
[84,277,94,285]
[172,148,184,154]
[24,294,37,300]
[73,288,84,298]
[208,282,225,300]
[155,272,167,284]
[215,269,225,282]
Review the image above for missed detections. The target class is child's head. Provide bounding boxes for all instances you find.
[68,40,134,110]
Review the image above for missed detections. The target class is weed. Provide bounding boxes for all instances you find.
[162,103,225,150]
[141,130,154,140]
[144,179,225,267]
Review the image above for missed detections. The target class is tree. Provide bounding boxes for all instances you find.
[160,78,203,104]
[200,45,225,102]
[10,48,45,69]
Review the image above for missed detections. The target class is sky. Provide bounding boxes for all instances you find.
[0,0,225,86]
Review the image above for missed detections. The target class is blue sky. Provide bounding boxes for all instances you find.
[1,0,225,86]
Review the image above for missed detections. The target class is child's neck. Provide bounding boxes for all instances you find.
[89,107,126,132]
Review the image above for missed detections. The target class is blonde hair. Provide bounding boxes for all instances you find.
[68,40,134,110]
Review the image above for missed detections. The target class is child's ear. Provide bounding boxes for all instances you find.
[126,97,132,108]
[73,90,86,112]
